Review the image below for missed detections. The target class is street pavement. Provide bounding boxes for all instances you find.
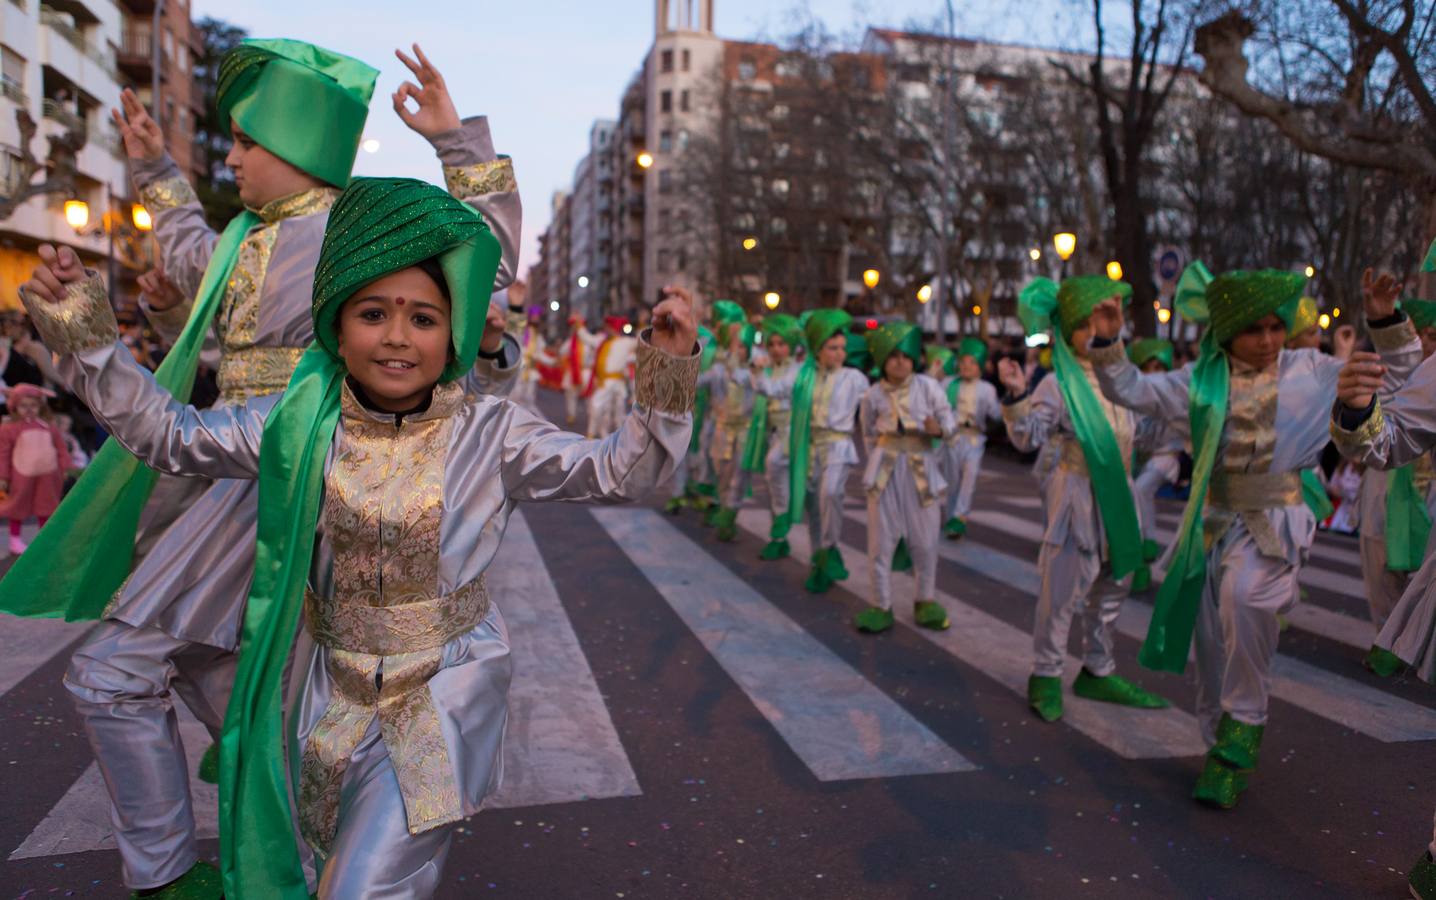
[0,390,1432,898]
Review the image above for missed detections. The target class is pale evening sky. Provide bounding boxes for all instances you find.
[189,1,1085,278]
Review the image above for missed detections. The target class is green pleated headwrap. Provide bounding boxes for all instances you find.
[1403,298,1436,331]
[220,178,501,899]
[1127,337,1174,371]
[1281,296,1320,337]
[867,321,923,371]
[925,345,955,374]
[1018,276,1142,580]
[772,309,853,540]
[763,313,805,351]
[217,39,379,188]
[845,330,871,370]
[957,336,988,369]
[1140,263,1305,673]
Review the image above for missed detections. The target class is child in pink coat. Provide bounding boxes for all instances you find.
[0,383,69,555]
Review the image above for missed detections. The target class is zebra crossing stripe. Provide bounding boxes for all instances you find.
[833,509,1436,743]
[591,507,977,781]
[0,615,86,701]
[735,509,1207,759]
[962,508,1376,650]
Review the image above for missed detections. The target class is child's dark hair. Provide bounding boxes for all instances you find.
[414,257,452,301]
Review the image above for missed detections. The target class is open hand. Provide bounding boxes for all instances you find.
[111,89,165,162]
[21,245,87,304]
[1337,351,1386,411]
[393,44,462,139]
[651,285,697,357]
[997,357,1028,397]
[1362,267,1402,320]
[1090,297,1124,341]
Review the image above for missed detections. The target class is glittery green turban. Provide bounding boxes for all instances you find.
[1018,276,1131,344]
[867,321,923,370]
[957,336,988,369]
[925,345,955,374]
[216,38,378,188]
[1280,296,1320,337]
[223,177,502,900]
[1127,337,1174,370]
[804,308,852,352]
[845,330,871,370]
[1174,262,1304,345]
[1404,299,1436,331]
[763,313,805,351]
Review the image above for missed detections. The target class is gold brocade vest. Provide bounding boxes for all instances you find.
[1205,357,1291,557]
[810,368,848,452]
[299,381,489,854]
[1056,359,1134,479]
[215,188,340,404]
[869,378,938,505]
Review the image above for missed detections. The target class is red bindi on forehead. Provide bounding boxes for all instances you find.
[395,297,406,306]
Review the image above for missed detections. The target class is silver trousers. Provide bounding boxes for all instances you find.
[64,620,235,889]
[941,438,985,521]
[1359,534,1410,629]
[765,434,789,522]
[1134,455,1180,544]
[866,455,941,609]
[1032,538,1125,679]
[807,459,853,550]
[1194,525,1300,741]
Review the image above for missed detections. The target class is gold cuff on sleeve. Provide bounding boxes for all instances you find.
[1371,318,1419,354]
[1001,396,1031,424]
[138,175,200,213]
[1329,398,1385,455]
[1087,339,1127,368]
[20,273,119,355]
[443,158,517,197]
[635,333,700,415]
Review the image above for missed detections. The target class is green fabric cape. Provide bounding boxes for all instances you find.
[1019,277,1142,580]
[1140,263,1305,672]
[774,309,853,540]
[1423,237,1436,273]
[1386,466,1432,572]
[219,178,501,899]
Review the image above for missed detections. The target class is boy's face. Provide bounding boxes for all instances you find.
[225,121,323,209]
[883,352,914,383]
[1227,314,1287,371]
[766,334,791,365]
[336,267,453,413]
[818,334,846,370]
[958,355,980,380]
[1068,320,1093,358]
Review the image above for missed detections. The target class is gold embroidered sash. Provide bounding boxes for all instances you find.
[216,346,307,403]
[870,433,937,505]
[1206,471,1301,559]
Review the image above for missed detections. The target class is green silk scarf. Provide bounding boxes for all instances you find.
[946,378,961,407]
[1386,465,1432,572]
[0,212,258,619]
[1300,469,1334,522]
[772,360,815,538]
[740,381,770,473]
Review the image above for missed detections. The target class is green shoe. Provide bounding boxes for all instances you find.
[854,606,895,634]
[132,860,222,899]
[197,742,219,785]
[805,549,833,593]
[892,539,914,572]
[825,545,850,581]
[1192,755,1247,810]
[702,505,721,527]
[1209,713,1264,773]
[942,517,967,540]
[1142,538,1161,562]
[693,482,717,499]
[712,508,738,542]
[759,539,790,561]
[663,497,685,515]
[1364,645,1405,678]
[1409,850,1436,900]
[914,600,950,630]
[1027,675,1063,722]
[1071,669,1170,709]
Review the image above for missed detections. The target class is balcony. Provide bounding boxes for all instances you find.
[1,79,26,106]
[117,28,167,81]
[42,97,86,137]
[40,8,115,72]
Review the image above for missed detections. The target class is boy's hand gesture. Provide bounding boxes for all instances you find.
[1361,267,1402,320]
[481,299,507,354]
[21,245,87,304]
[1090,297,1124,341]
[651,285,698,357]
[1336,351,1386,411]
[111,89,166,162]
[997,357,1028,397]
[393,44,462,139]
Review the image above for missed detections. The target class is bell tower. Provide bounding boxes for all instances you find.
[656,0,714,35]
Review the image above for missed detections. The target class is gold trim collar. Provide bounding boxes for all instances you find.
[251,186,342,224]
[340,380,467,426]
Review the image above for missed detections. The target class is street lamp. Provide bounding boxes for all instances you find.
[1304,265,1316,278]
[362,138,381,154]
[1106,260,1123,281]
[131,205,152,232]
[64,199,89,229]
[636,151,654,169]
[549,300,560,312]
[764,291,781,310]
[1053,232,1076,278]
[1156,307,1172,324]
[1028,247,1041,262]
[916,284,933,304]
[862,269,881,289]
[742,237,758,251]
[971,304,982,316]
[576,275,590,288]
[1318,313,1331,330]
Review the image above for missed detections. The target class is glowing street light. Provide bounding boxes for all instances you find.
[1028,248,1041,262]
[764,291,781,310]
[1052,232,1077,262]
[971,305,983,316]
[549,300,560,312]
[742,237,758,251]
[131,204,152,232]
[1106,260,1123,281]
[64,199,89,230]
[1156,308,1172,324]
[916,284,933,303]
[623,323,634,334]
[636,151,655,169]
[576,275,590,288]
[1318,313,1332,330]
[862,269,880,289]
[1304,265,1316,278]
[1332,307,1341,318]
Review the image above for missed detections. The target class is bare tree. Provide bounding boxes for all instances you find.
[0,109,86,221]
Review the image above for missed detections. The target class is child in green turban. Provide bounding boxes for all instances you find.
[937,337,1002,540]
[20,177,700,900]
[854,321,954,633]
[1093,262,1416,810]
[999,275,1171,726]
[700,302,757,540]
[745,313,805,559]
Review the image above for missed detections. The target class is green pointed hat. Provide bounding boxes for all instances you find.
[216,39,379,188]
[1127,337,1174,370]
[763,313,805,351]
[925,345,955,373]
[867,321,923,370]
[1403,298,1436,331]
[957,336,988,369]
[1280,296,1320,337]
[804,308,853,352]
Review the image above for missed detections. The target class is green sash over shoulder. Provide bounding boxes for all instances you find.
[0,213,258,619]
[1386,466,1432,572]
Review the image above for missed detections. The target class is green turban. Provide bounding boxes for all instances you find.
[1403,298,1436,331]
[867,321,923,371]
[216,39,379,188]
[957,336,988,369]
[697,325,719,371]
[712,299,746,325]
[845,330,871,370]
[763,313,805,351]
[222,177,502,899]
[1128,337,1174,370]
[925,345,955,374]
[1019,275,1131,345]
[804,309,852,352]
[1280,296,1320,337]
[1176,263,1305,346]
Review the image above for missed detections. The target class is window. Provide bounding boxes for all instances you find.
[771,178,789,199]
[660,90,672,113]
[680,90,689,112]
[1,46,24,103]
[770,217,788,235]
[771,104,789,121]
[773,142,790,161]
[660,49,673,73]
[775,58,799,78]
[735,211,756,231]
[811,183,828,203]
[738,57,756,81]
[681,49,691,72]
[677,248,688,271]
[658,208,671,232]
[676,128,689,150]
[659,129,672,152]
[658,170,673,193]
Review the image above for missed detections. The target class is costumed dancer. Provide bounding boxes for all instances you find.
[747,313,804,560]
[20,177,698,900]
[939,337,1002,540]
[775,309,868,592]
[562,314,600,425]
[1090,262,1416,810]
[0,383,69,554]
[1126,338,1183,590]
[853,321,952,633]
[586,315,637,438]
[504,283,544,410]
[997,276,1170,724]
[0,42,523,898]
[703,301,756,541]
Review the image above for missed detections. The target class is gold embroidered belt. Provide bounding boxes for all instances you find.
[299,579,490,854]
[217,345,307,404]
[1206,470,1301,559]
[1057,438,1090,476]
[768,410,791,435]
[870,433,937,505]
[812,426,849,447]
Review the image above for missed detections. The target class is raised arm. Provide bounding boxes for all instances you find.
[1001,372,1063,454]
[1332,350,1436,471]
[1087,340,1193,423]
[20,265,267,480]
